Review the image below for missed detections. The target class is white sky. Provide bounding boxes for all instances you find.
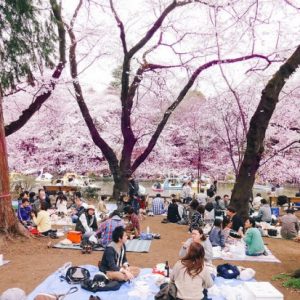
[61,0,300,97]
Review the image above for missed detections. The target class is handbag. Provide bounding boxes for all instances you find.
[155,282,177,300]
[34,287,78,300]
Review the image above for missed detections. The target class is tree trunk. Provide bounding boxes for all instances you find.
[0,92,19,234]
[112,174,129,200]
[231,45,300,220]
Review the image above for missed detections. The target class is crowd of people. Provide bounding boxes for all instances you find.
[7,177,300,300]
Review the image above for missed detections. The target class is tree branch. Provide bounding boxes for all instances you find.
[109,0,127,54]
[66,1,119,170]
[260,140,300,168]
[4,0,66,136]
[131,53,279,172]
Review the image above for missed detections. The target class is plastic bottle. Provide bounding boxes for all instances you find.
[146,226,150,234]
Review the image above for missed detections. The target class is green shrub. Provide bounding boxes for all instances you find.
[282,278,300,289]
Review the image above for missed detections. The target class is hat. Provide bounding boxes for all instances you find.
[1,288,26,300]
[87,205,95,211]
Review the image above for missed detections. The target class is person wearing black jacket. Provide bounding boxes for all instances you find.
[167,197,181,223]
[227,206,244,232]
[75,205,98,240]
[99,226,140,281]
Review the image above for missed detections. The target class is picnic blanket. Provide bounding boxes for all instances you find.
[27,265,255,300]
[212,244,281,263]
[53,239,152,253]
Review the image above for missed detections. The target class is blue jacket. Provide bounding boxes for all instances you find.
[18,205,32,222]
[209,226,225,248]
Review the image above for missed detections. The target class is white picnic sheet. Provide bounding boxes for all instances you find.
[27,265,256,300]
[212,241,281,263]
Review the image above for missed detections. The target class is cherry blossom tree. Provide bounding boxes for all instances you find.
[64,0,286,199]
[231,44,300,219]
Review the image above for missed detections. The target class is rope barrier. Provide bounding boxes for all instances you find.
[0,193,11,199]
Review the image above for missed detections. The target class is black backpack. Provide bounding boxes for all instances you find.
[81,273,122,292]
[62,267,90,284]
[217,263,240,279]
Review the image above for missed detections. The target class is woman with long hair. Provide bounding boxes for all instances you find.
[179,227,213,263]
[171,242,213,300]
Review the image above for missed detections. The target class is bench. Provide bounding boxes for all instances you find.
[43,185,78,195]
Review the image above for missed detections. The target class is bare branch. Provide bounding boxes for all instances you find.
[132,53,279,172]
[109,0,128,54]
[66,0,119,168]
[260,140,300,168]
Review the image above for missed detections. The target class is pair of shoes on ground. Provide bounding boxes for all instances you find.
[82,245,92,254]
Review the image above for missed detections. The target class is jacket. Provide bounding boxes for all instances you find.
[99,242,128,273]
[75,211,98,234]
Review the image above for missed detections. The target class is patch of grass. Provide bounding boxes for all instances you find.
[272,273,300,290]
[282,278,300,289]
[272,273,291,280]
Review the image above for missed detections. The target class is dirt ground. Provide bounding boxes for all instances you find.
[0,216,300,299]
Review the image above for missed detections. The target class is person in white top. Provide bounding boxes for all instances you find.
[252,193,263,210]
[196,188,207,206]
[182,181,193,204]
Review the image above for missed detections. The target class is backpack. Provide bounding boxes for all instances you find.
[217,263,240,279]
[81,273,122,292]
[61,267,90,284]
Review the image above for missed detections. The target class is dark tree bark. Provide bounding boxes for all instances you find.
[4,0,66,137]
[0,92,20,233]
[231,45,300,219]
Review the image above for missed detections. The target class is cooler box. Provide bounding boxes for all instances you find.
[271,207,280,217]
[67,231,82,243]
[242,282,283,300]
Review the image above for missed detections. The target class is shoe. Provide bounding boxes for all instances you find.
[86,245,92,254]
[263,250,268,256]
[82,245,87,254]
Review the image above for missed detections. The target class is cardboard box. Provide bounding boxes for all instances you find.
[242,282,284,300]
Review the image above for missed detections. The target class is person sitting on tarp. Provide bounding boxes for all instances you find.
[31,202,52,236]
[96,210,125,247]
[152,194,165,215]
[239,217,266,256]
[256,199,272,223]
[170,242,213,300]
[55,192,68,216]
[71,192,88,223]
[226,206,244,232]
[279,208,299,240]
[97,195,109,218]
[179,227,213,263]
[167,196,181,223]
[209,218,226,248]
[123,206,140,238]
[17,198,32,227]
[75,205,98,241]
[98,226,140,281]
